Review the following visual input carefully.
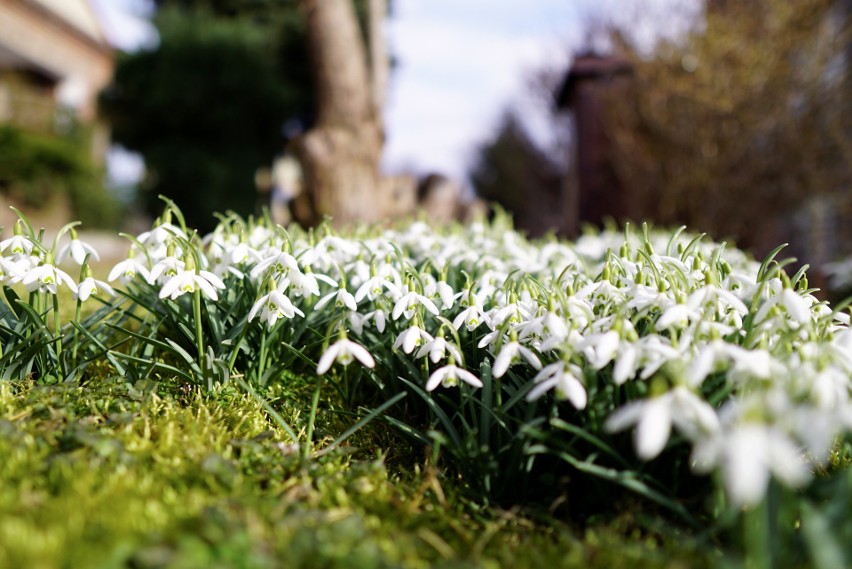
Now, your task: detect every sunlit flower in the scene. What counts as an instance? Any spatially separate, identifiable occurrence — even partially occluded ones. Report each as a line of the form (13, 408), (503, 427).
(492, 340), (542, 378)
(691, 422), (810, 506)
(315, 286), (357, 311)
(392, 289), (439, 321)
(426, 364), (482, 391)
(425, 279), (458, 310)
(581, 330), (621, 370)
(250, 249), (299, 280)
(108, 254), (150, 284)
(355, 274), (401, 302)
(0, 228), (33, 256)
(416, 336), (462, 363)
(148, 255), (186, 285)
(75, 276), (116, 301)
(0, 257), (25, 285)
(393, 325), (434, 354)
(452, 300), (491, 332)
(248, 288), (304, 326)
(526, 361), (586, 409)
(316, 337), (376, 374)
(605, 386), (720, 460)
(57, 236), (100, 265)
(22, 262), (77, 294)
(159, 269), (225, 301)
(290, 269), (336, 298)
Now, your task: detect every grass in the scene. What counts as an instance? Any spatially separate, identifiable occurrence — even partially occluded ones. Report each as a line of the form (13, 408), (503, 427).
(0, 374), (717, 569)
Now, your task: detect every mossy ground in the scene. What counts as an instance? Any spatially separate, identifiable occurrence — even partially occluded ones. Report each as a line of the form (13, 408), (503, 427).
(0, 374), (717, 569)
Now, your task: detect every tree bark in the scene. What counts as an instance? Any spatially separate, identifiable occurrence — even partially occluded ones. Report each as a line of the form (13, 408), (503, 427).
(368, 0), (389, 119)
(294, 0), (394, 227)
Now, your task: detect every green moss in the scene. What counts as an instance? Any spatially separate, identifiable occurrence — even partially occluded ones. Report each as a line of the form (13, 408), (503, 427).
(0, 378), (714, 568)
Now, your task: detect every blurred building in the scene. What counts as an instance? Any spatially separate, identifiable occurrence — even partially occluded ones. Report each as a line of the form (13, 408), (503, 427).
(556, 54), (632, 237)
(558, 4), (851, 279)
(0, 0), (113, 160)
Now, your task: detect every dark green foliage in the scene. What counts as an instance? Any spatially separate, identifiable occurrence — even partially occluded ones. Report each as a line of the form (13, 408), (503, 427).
(0, 126), (122, 228)
(101, 5), (313, 231)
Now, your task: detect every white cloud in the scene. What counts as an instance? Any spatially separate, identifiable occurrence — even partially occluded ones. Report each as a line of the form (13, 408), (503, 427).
(384, 1), (574, 179)
(106, 145), (145, 187)
(89, 0), (158, 51)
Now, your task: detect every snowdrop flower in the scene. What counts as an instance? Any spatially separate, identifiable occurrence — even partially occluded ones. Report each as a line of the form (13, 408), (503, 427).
(691, 422), (810, 507)
(226, 241), (263, 265)
(316, 337), (376, 374)
(0, 256), (25, 285)
(452, 295), (491, 332)
(148, 253), (186, 285)
(250, 248), (300, 280)
(392, 288), (439, 321)
(491, 301), (530, 327)
(393, 325), (434, 354)
(626, 283), (674, 312)
(476, 329), (501, 349)
(108, 251), (150, 284)
(138, 220), (186, 252)
(526, 361), (587, 409)
(424, 279), (457, 311)
(56, 229), (99, 265)
(355, 274), (401, 303)
(248, 284), (304, 326)
(348, 311), (372, 336)
(75, 274), (116, 302)
(687, 285), (748, 317)
(635, 336), (681, 380)
(22, 258), (78, 294)
(605, 386), (720, 460)
(807, 366), (849, 409)
(159, 267), (225, 301)
(0, 221), (33, 256)
(138, 220), (186, 244)
(656, 303), (698, 330)
(289, 268), (336, 298)
(364, 309), (388, 333)
(754, 283), (813, 325)
(416, 335), (462, 364)
(426, 364), (482, 391)
(492, 338), (542, 378)
(582, 330), (621, 370)
(519, 309), (569, 349)
(315, 285), (357, 311)
(726, 345), (775, 382)
(778, 288), (813, 323)
(612, 341), (639, 385)
(686, 340), (730, 387)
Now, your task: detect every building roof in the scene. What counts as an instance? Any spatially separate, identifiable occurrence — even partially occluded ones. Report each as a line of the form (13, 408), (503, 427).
(30, 0), (108, 45)
(556, 54), (632, 109)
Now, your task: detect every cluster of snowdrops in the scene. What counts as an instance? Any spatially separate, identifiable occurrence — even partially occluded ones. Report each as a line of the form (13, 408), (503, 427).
(1, 204), (850, 511)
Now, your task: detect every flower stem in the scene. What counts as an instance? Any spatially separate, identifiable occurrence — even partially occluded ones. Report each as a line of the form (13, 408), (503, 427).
(257, 334), (268, 384)
(71, 299), (82, 372)
(743, 493), (773, 569)
(303, 375), (322, 462)
(52, 294), (64, 378)
(192, 289), (205, 373)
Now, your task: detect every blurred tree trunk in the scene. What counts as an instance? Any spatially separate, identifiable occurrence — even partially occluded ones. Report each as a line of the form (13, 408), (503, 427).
(293, 0), (394, 226)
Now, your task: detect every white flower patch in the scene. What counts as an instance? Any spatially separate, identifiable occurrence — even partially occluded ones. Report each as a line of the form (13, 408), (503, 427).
(91, 212), (852, 510)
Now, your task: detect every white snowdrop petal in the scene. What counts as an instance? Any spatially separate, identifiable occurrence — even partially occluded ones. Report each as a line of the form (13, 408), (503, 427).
(635, 398), (672, 460)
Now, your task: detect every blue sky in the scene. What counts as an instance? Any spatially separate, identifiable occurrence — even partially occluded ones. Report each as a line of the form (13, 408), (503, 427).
(90, 0), (701, 185)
